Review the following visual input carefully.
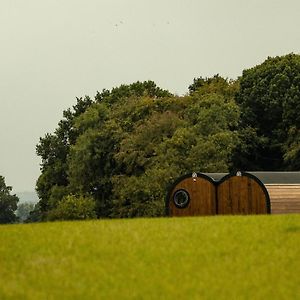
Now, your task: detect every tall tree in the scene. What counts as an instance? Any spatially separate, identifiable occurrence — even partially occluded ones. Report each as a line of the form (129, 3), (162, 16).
(111, 91), (240, 217)
(0, 176), (19, 224)
(36, 81), (173, 219)
(234, 53), (300, 170)
(35, 77), (241, 219)
(36, 96), (93, 212)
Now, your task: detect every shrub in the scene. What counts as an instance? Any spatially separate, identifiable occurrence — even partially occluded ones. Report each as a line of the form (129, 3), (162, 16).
(48, 195), (96, 221)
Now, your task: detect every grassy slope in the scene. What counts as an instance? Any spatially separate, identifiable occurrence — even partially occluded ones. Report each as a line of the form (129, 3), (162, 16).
(0, 215), (299, 300)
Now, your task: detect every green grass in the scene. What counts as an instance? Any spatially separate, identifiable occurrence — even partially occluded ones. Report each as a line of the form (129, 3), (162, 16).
(0, 215), (300, 300)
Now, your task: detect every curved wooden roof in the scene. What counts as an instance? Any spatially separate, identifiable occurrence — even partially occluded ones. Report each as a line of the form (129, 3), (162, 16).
(203, 172), (300, 184)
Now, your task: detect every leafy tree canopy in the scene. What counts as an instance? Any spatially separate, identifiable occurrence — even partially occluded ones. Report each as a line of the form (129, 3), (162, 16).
(234, 53), (300, 170)
(36, 77), (240, 219)
(0, 176), (19, 224)
(34, 54), (300, 220)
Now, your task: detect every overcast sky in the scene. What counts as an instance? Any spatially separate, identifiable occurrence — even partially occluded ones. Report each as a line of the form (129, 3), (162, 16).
(0, 0), (299, 193)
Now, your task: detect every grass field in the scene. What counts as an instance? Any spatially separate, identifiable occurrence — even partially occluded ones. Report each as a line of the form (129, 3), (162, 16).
(0, 214), (299, 300)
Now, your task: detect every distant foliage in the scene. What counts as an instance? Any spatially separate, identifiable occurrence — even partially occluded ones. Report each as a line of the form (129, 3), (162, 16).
(0, 176), (19, 224)
(16, 202), (35, 223)
(25, 202), (43, 223)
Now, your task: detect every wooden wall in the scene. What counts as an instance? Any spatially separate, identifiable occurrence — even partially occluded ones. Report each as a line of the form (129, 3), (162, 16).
(217, 176), (269, 215)
(168, 177), (216, 217)
(266, 184), (300, 214)
(167, 173), (300, 217)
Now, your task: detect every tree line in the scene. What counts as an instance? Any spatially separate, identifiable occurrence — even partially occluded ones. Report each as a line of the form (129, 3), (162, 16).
(1, 53), (299, 223)
(0, 176), (35, 224)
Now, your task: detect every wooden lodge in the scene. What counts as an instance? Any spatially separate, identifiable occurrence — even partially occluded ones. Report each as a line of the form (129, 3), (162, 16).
(166, 172), (300, 217)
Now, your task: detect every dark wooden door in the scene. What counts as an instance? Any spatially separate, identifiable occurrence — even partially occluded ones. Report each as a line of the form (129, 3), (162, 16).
(168, 176), (216, 217)
(217, 174), (269, 215)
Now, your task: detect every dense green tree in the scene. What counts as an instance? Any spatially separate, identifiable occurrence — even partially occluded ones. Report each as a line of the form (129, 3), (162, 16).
(188, 74), (239, 99)
(36, 81), (173, 219)
(234, 53), (300, 170)
(67, 122), (122, 217)
(0, 176), (19, 224)
(111, 92), (240, 217)
(36, 96), (93, 212)
(35, 77), (241, 219)
(283, 127), (300, 169)
(95, 80), (172, 105)
(34, 56), (300, 220)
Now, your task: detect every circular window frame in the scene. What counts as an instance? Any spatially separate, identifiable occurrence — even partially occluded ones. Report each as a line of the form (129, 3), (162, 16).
(173, 189), (190, 209)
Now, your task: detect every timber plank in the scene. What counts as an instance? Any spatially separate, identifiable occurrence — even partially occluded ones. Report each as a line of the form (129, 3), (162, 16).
(169, 177), (216, 217)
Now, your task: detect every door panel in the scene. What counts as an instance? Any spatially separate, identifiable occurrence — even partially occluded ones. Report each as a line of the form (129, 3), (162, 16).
(169, 177), (216, 217)
(217, 175), (269, 215)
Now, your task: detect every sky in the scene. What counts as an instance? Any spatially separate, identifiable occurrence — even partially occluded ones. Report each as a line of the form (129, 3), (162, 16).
(0, 0), (299, 193)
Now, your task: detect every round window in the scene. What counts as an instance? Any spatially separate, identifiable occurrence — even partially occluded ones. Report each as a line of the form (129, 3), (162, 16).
(173, 189), (190, 208)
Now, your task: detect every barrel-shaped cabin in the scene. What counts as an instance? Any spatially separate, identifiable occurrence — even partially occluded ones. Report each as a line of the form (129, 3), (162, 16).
(167, 173), (216, 217)
(166, 172), (300, 217)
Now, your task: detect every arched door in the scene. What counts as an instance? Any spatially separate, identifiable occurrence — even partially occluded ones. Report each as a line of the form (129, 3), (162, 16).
(167, 174), (216, 217)
(217, 172), (270, 215)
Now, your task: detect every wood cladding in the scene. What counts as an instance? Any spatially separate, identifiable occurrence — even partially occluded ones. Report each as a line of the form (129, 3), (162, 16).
(266, 184), (300, 214)
(167, 173), (300, 216)
(217, 176), (268, 215)
(169, 177), (216, 217)
(167, 173), (270, 217)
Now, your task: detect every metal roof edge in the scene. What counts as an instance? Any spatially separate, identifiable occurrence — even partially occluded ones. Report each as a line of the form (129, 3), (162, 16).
(203, 171), (300, 184)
